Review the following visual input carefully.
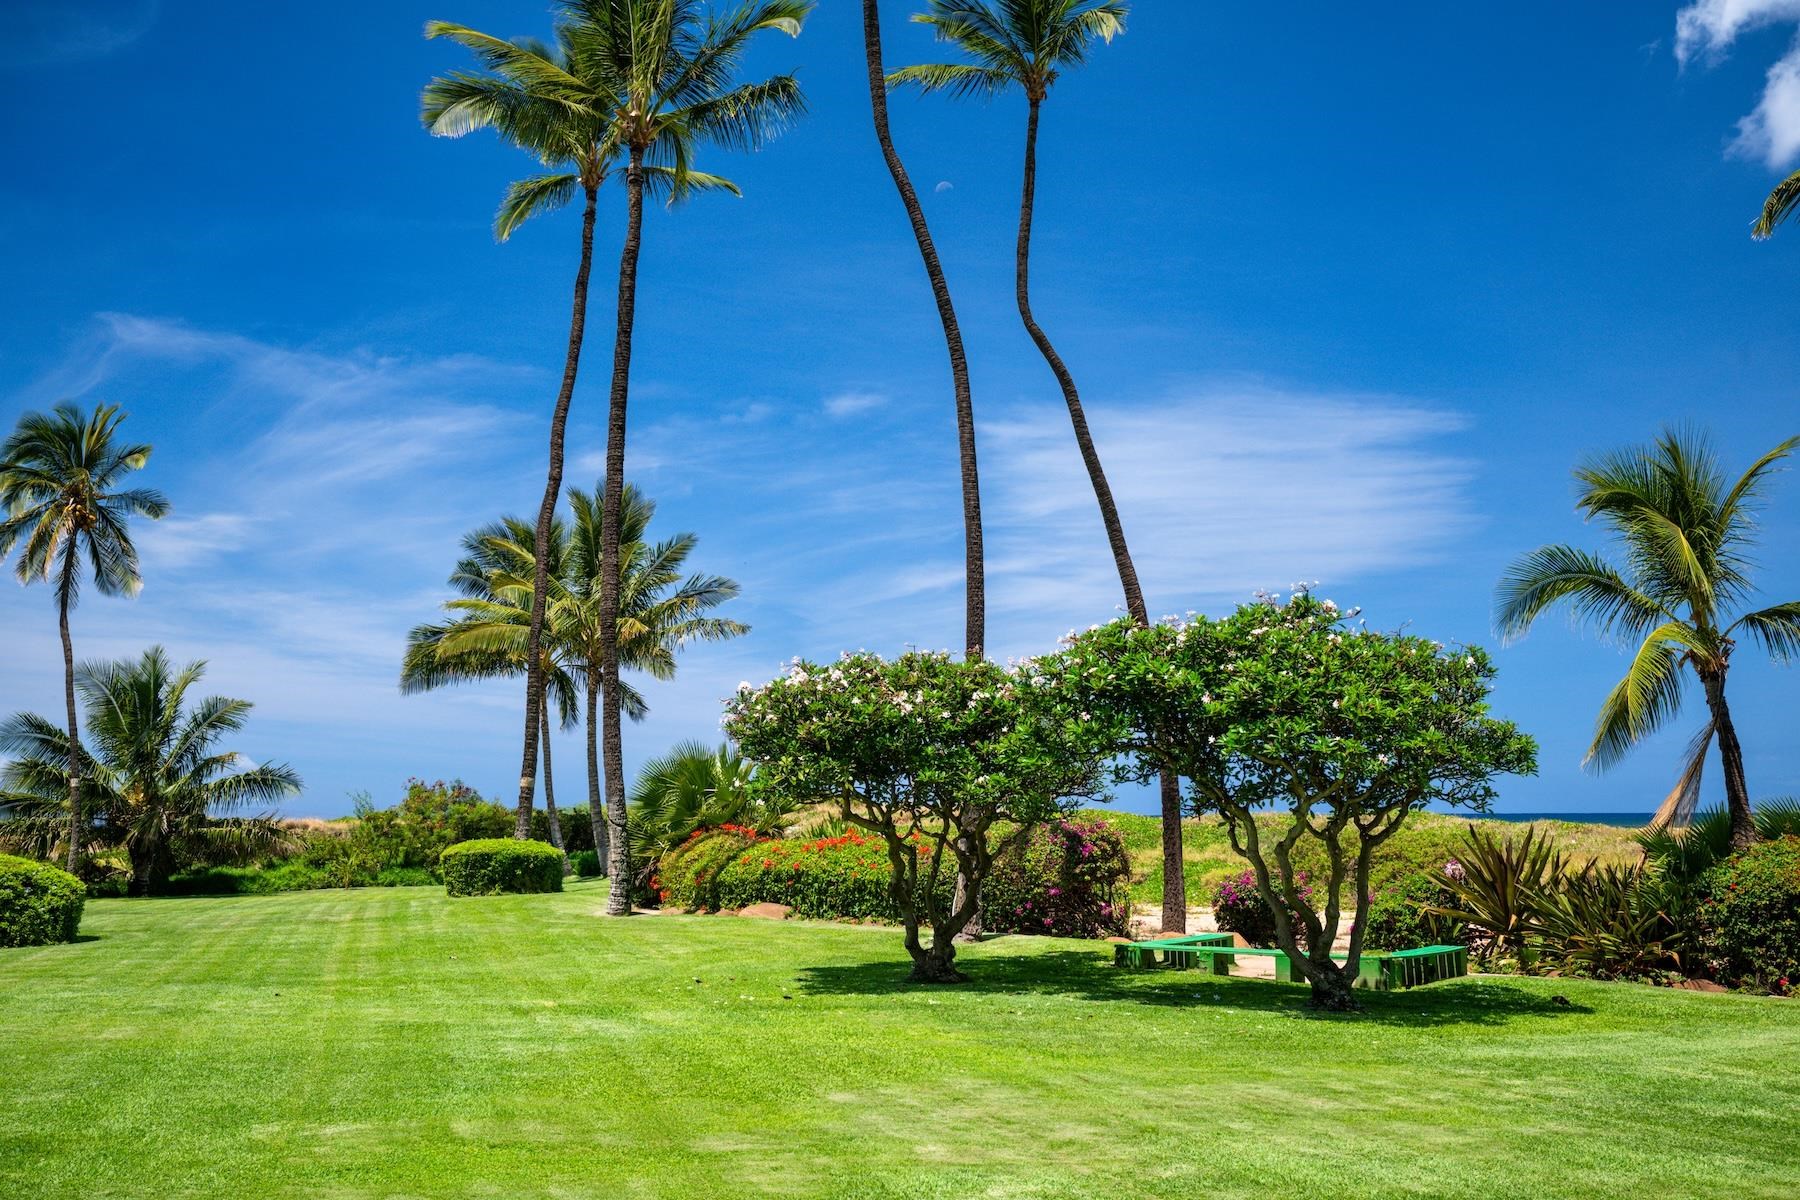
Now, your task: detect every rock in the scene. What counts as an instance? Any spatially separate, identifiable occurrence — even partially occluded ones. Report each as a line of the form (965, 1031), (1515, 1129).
(736, 902), (792, 921)
(1673, 978), (1729, 993)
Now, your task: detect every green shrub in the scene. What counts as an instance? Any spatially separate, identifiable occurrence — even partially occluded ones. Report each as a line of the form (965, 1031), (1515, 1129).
(440, 839), (564, 897)
(343, 779), (512, 877)
(711, 829), (924, 921)
(0, 854), (85, 948)
(982, 816), (1131, 938)
(656, 827), (765, 911)
(570, 850), (601, 878)
(1697, 836), (1800, 992)
(1211, 869), (1314, 948)
(1358, 868), (1467, 952)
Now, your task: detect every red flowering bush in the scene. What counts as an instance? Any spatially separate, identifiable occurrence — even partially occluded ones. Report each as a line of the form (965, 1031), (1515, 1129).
(1211, 868), (1315, 949)
(708, 828), (944, 921)
(1697, 836), (1800, 993)
(655, 826), (767, 911)
(981, 816), (1131, 938)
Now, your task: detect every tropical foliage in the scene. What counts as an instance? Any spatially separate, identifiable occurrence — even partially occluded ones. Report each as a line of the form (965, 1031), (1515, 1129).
(0, 403), (169, 870)
(0, 648), (301, 896)
(1497, 430), (1800, 848)
(403, 482), (746, 867)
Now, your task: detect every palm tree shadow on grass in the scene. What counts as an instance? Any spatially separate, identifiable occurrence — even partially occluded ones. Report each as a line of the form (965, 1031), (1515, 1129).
(794, 949), (1593, 1026)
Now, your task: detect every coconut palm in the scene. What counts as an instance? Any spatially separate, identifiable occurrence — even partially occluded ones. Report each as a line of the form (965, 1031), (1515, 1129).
(567, 481), (748, 870)
(1753, 169), (1800, 239)
(1497, 430), (1800, 849)
(861, 0), (985, 662)
(563, 0), (806, 915)
(0, 403), (169, 870)
(422, 8), (741, 839)
(403, 486), (746, 873)
(0, 648), (300, 895)
(401, 516), (585, 850)
(882, 2), (1196, 927)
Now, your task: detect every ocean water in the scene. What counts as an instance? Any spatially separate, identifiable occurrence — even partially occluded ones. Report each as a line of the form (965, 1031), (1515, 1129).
(1460, 811), (1652, 828)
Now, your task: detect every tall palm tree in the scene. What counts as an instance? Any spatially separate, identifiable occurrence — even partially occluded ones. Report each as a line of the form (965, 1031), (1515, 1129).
(882, 1), (1196, 929)
(568, 0), (807, 915)
(402, 516), (585, 847)
(1753, 169), (1800, 239)
(0, 648), (300, 895)
(422, 9), (738, 840)
(567, 481), (747, 871)
(0, 403), (168, 871)
(1497, 429), (1800, 850)
(861, 0), (985, 662)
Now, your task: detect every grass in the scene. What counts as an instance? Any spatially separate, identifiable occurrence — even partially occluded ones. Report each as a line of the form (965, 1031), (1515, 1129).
(1102, 809), (1643, 911)
(4, 883), (1797, 1199)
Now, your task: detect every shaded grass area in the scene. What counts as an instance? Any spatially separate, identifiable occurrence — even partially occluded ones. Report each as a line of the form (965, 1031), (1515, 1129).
(1100, 809), (1643, 910)
(3, 883), (1795, 1199)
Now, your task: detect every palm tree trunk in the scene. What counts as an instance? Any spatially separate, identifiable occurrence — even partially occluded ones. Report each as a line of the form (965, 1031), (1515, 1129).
(860, 0), (984, 660)
(1014, 97), (1187, 931)
(1701, 664), (1756, 850)
(586, 671), (608, 875)
(514, 184), (601, 839)
(540, 715), (564, 853)
(599, 147), (647, 917)
(57, 564), (82, 874)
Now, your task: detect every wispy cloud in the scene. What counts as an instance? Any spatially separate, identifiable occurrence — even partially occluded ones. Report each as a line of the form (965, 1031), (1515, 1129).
(1676, 0), (1800, 167)
(822, 390), (889, 418)
(4, 1), (159, 70)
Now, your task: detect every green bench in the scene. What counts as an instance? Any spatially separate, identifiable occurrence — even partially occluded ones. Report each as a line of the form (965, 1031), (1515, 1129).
(1114, 936), (1467, 990)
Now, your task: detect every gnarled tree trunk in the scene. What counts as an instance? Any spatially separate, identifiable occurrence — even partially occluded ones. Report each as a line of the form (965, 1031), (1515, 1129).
(514, 185), (600, 838)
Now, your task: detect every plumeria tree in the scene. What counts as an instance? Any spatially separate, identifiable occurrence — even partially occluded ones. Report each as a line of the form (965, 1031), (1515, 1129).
(725, 650), (1115, 982)
(1042, 593), (1537, 1010)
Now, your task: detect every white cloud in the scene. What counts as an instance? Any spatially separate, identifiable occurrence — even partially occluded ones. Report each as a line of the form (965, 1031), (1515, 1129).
(823, 391), (888, 418)
(136, 513), (255, 571)
(1676, 1), (1800, 167)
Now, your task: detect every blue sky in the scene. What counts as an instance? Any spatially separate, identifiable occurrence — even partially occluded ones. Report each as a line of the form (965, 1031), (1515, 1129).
(3, 1), (1799, 819)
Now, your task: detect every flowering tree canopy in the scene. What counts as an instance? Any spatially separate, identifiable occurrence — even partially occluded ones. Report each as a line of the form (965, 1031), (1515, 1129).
(1040, 592), (1537, 1009)
(723, 650), (1117, 982)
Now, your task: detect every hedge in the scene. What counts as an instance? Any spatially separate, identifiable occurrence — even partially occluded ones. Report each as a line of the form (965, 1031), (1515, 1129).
(0, 854), (86, 948)
(656, 819), (1131, 937)
(440, 839), (565, 897)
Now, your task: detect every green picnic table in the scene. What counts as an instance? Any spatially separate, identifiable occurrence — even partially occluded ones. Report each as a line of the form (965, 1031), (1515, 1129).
(1114, 935), (1466, 990)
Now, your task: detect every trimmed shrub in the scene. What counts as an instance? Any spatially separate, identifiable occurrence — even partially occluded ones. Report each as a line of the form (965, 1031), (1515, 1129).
(656, 826), (767, 911)
(0, 854), (86, 948)
(1211, 869), (1315, 948)
(440, 839), (565, 897)
(570, 850), (601, 879)
(1697, 836), (1800, 992)
(1358, 866), (1468, 952)
(531, 806), (595, 853)
(982, 816), (1131, 938)
(711, 829), (926, 921)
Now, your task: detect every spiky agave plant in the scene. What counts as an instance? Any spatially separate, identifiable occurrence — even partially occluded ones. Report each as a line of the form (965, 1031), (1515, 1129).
(1430, 826), (1566, 971)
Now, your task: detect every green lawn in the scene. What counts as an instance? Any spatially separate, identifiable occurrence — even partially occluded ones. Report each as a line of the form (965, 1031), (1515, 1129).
(4, 884), (1796, 1199)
